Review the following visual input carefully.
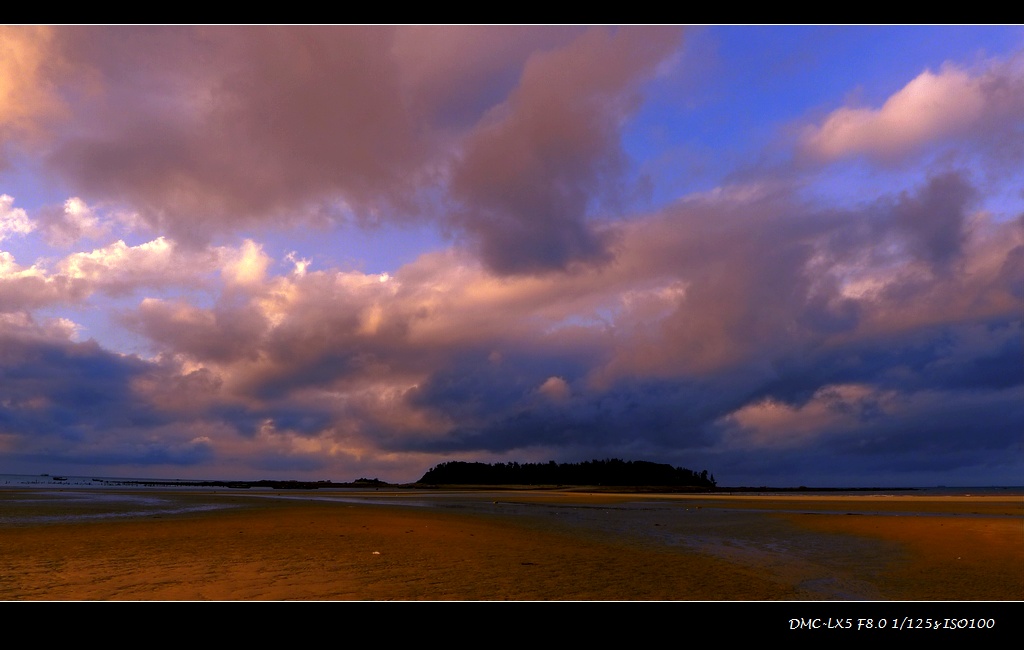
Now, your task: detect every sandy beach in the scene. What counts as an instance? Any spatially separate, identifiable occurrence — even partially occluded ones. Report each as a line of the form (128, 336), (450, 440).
(1, 489), (1020, 601)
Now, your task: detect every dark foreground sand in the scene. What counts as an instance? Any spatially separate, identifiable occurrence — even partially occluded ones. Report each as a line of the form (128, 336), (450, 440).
(0, 490), (1020, 601)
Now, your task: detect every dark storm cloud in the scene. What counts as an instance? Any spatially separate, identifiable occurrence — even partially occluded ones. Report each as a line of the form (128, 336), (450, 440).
(397, 319), (1023, 473)
(17, 441), (215, 469)
(404, 346), (589, 421)
(0, 334), (144, 425)
(400, 370), (744, 456)
(0, 326), (190, 463)
(890, 171), (976, 271)
(747, 318), (1023, 406)
(0, 317), (343, 472)
(206, 403), (334, 439)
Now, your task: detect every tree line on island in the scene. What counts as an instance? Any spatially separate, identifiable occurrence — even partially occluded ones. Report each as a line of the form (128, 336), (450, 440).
(418, 458), (717, 488)
(91, 459), (717, 490)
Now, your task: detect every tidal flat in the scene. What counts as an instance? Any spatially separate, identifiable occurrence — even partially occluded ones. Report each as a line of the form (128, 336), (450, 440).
(1, 487), (1020, 601)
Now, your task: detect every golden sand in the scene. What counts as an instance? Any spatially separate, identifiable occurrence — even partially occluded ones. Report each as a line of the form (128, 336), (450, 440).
(1, 490), (1020, 601)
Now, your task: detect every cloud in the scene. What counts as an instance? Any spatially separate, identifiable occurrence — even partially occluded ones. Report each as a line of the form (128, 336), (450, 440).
(221, 239), (270, 288)
(57, 236), (221, 296)
(81, 170), (1017, 481)
(0, 26), (83, 160)
(126, 297), (268, 364)
(2, 28), (1021, 484)
(0, 194), (35, 241)
(0, 311), (336, 476)
(0, 314), (174, 464)
(19, 26), (684, 273)
(802, 55), (1024, 162)
(889, 171), (976, 271)
(1, 232), (259, 311)
(390, 26), (584, 129)
(35, 26), (423, 239)
(0, 252), (85, 312)
(36, 197), (108, 247)
(721, 383), (883, 449)
(538, 376), (571, 402)
(449, 26), (683, 274)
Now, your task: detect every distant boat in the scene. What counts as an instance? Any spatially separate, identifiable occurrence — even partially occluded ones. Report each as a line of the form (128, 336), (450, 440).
(40, 473), (49, 477)
(52, 476), (67, 481)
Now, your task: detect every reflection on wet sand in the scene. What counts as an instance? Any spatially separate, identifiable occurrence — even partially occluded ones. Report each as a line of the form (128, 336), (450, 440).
(1, 488), (1020, 600)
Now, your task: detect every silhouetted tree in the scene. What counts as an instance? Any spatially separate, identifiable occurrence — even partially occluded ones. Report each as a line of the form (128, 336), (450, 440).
(418, 458), (718, 488)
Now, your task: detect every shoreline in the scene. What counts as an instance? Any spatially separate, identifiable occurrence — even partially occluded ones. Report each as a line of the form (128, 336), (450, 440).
(1, 488), (1020, 601)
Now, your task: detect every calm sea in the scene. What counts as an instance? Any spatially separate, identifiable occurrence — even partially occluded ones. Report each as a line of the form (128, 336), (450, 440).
(2, 473), (1020, 527)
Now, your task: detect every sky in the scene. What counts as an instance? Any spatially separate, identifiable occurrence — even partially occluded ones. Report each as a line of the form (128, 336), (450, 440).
(0, 25), (1021, 486)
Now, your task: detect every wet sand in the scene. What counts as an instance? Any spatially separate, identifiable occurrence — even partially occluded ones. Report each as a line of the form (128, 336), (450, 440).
(1, 489), (1020, 600)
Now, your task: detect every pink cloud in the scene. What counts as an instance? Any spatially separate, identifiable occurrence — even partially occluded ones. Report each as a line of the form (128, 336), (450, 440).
(802, 56), (1024, 162)
(0, 194), (35, 241)
(450, 26), (683, 274)
(24, 26), (683, 271)
(105, 172), (1022, 411)
(0, 252), (87, 312)
(126, 295), (271, 368)
(58, 236), (222, 296)
(0, 26), (84, 157)
(390, 25), (583, 128)
(37, 26), (426, 239)
(36, 197), (108, 247)
(721, 384), (879, 449)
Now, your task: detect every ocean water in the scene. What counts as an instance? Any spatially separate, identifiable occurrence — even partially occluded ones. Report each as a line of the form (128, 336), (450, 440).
(0, 473), (229, 489)
(4, 472), (1022, 493)
(2, 472), (1020, 530)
